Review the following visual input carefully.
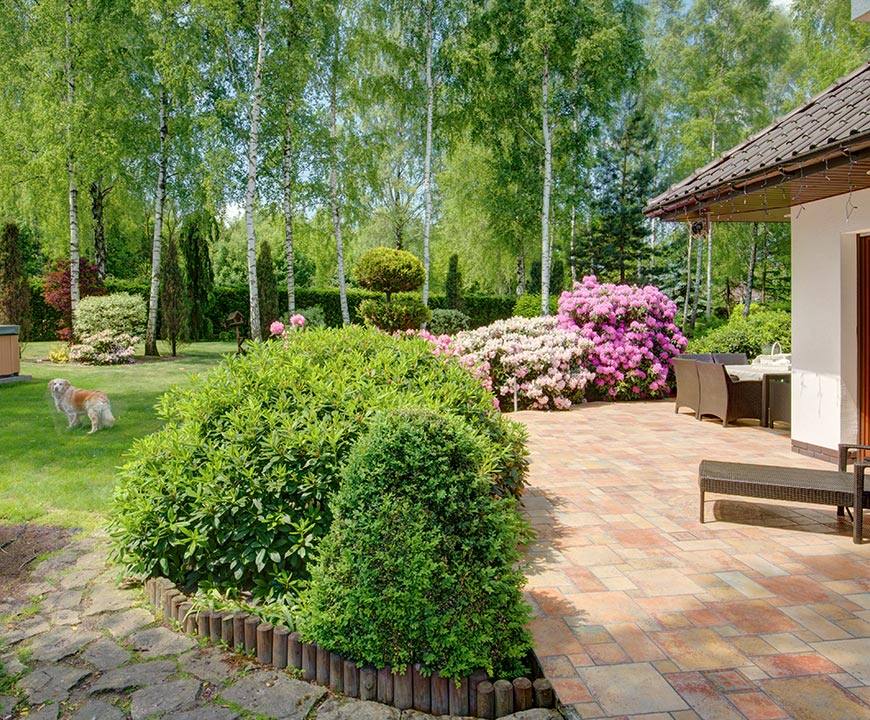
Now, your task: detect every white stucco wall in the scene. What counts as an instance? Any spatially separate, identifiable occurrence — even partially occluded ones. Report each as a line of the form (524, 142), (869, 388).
(791, 187), (870, 451)
(853, 0), (870, 23)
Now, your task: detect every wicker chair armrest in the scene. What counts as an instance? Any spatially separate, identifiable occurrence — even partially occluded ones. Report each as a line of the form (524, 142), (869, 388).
(838, 443), (870, 471)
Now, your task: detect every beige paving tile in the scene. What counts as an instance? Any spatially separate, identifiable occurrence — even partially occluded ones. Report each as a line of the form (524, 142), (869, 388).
(651, 628), (747, 671)
(812, 638), (870, 684)
(577, 662), (689, 715)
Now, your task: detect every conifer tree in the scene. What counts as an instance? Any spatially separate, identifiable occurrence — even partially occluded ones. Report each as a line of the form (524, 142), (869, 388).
(256, 240), (279, 338)
(159, 232), (187, 357)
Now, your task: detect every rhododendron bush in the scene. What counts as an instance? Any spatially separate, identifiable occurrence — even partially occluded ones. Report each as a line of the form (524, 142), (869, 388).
(557, 276), (687, 400)
(418, 317), (594, 411)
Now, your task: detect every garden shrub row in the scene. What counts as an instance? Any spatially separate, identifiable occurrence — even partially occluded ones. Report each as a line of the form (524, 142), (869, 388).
(687, 305), (791, 358)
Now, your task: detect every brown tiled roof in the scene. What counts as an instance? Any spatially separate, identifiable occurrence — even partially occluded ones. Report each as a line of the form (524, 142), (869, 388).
(645, 62), (870, 222)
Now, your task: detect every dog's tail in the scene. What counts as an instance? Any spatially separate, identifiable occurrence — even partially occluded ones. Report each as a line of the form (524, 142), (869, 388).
(101, 400), (115, 428)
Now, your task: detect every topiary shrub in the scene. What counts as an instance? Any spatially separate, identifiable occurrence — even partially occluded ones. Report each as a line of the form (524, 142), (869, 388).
(687, 305), (790, 358)
(298, 408), (531, 679)
(74, 292), (146, 339)
(355, 247), (425, 300)
(360, 295), (431, 332)
(445, 253), (462, 309)
(428, 308), (469, 335)
(110, 327), (527, 602)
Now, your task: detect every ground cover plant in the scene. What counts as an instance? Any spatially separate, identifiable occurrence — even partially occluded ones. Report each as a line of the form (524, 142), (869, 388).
(110, 326), (528, 603)
(298, 409), (531, 679)
(0, 341), (236, 528)
(558, 276), (687, 400)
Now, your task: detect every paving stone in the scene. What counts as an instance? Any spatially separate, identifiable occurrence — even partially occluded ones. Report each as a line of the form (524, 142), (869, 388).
(577, 663), (688, 716)
(220, 670), (327, 720)
(83, 589), (137, 617)
(21, 581), (54, 597)
(19, 664), (89, 704)
(1, 617), (50, 644)
(28, 628), (99, 662)
(812, 638), (870, 684)
(762, 675), (869, 720)
(179, 647), (235, 684)
(81, 638), (132, 671)
(27, 701), (60, 720)
(50, 609), (83, 626)
(43, 589), (84, 612)
(130, 678), (201, 720)
(316, 698), (400, 720)
(164, 706), (239, 720)
(70, 699), (127, 720)
(100, 608), (154, 638)
(507, 711), (563, 720)
(87, 659), (176, 694)
(128, 626), (195, 657)
(60, 566), (103, 590)
(0, 695), (18, 716)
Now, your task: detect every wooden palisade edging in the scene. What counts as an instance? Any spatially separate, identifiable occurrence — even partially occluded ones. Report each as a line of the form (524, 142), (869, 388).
(145, 577), (555, 718)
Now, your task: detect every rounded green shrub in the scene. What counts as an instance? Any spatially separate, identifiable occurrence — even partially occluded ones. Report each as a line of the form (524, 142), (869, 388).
(355, 247), (425, 299)
(74, 292), (146, 338)
(687, 306), (790, 358)
(298, 408), (532, 679)
(110, 327), (527, 601)
(359, 295), (431, 332)
(428, 308), (470, 335)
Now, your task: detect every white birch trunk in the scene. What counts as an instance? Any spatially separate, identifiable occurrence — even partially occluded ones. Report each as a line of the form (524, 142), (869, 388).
(421, 0), (434, 307)
(145, 88), (168, 356)
(65, 1), (80, 329)
(539, 52), (552, 316)
(744, 222), (758, 318)
(330, 52), (350, 326)
(282, 100), (295, 314)
(245, 1), (266, 341)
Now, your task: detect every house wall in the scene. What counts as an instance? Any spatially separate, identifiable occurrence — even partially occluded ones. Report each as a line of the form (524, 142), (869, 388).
(853, 0), (870, 23)
(791, 188), (870, 454)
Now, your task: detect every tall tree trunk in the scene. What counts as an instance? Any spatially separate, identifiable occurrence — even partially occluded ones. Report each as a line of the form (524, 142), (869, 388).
(539, 51), (552, 315)
(282, 100), (295, 315)
(421, 0), (434, 307)
(145, 88), (168, 356)
(329, 50), (350, 325)
(516, 253), (526, 296)
(569, 202), (577, 284)
(244, 1), (266, 341)
(744, 222), (759, 318)
(683, 223), (692, 329)
(65, 0), (80, 329)
(690, 223), (703, 329)
(705, 218), (713, 320)
(90, 179), (109, 280)
(760, 226), (769, 304)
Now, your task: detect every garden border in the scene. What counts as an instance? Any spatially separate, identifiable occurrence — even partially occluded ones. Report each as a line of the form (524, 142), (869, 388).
(145, 577), (556, 719)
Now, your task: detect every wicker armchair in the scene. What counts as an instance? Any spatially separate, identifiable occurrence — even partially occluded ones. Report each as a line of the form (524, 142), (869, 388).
(673, 358), (701, 417)
(697, 362), (763, 426)
(712, 352), (749, 365)
(681, 353), (715, 362)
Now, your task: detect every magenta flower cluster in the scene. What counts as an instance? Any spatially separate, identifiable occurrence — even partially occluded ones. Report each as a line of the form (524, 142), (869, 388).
(557, 276), (687, 400)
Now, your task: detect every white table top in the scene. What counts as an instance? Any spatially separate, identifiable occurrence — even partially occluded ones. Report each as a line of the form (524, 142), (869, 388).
(726, 364), (791, 381)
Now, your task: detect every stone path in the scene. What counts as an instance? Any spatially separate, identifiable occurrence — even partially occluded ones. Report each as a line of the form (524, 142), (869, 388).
(517, 401), (870, 720)
(0, 535), (562, 720)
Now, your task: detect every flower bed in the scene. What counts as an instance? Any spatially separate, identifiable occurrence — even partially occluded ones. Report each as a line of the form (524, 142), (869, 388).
(557, 276), (686, 400)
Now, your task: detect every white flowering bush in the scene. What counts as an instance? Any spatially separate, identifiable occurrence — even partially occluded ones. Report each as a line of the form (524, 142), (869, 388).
(448, 317), (594, 411)
(69, 330), (138, 365)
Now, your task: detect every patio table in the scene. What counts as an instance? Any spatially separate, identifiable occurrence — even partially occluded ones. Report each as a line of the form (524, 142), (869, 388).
(726, 364), (791, 427)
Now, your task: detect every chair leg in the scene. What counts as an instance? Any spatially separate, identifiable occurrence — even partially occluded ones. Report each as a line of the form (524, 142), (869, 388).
(837, 506), (845, 517)
(699, 491), (705, 523)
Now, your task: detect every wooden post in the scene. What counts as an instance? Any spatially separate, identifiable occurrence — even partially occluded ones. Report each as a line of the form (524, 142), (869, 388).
(170, 595), (185, 622)
(197, 612), (209, 638)
(431, 674), (449, 715)
(163, 590), (180, 621)
(302, 643), (316, 682)
(209, 613), (222, 643)
(316, 645), (329, 685)
(329, 652), (344, 693)
(412, 664), (431, 712)
(513, 677), (533, 711)
(393, 666), (413, 710)
(145, 579), (155, 606)
(449, 676), (469, 716)
(343, 660), (359, 698)
(360, 666), (377, 701)
(244, 616), (259, 653)
(477, 681), (495, 719)
(256, 624), (273, 665)
(533, 678), (554, 708)
(233, 614), (248, 651)
(377, 667), (393, 705)
(221, 614), (234, 646)
(469, 669), (487, 715)
(273, 627), (289, 669)
(493, 679), (513, 717)
(289, 632), (302, 669)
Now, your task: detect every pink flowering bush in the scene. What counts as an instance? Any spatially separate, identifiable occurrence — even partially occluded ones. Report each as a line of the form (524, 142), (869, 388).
(446, 317), (594, 411)
(69, 330), (138, 365)
(557, 276), (687, 400)
(269, 315), (305, 339)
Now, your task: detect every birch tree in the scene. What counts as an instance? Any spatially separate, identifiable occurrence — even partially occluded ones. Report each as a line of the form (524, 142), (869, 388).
(65, 0), (80, 321)
(145, 88), (168, 355)
(421, 0), (435, 306)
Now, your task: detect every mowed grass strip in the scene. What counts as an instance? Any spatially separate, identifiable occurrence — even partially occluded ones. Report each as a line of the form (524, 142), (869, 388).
(0, 340), (235, 528)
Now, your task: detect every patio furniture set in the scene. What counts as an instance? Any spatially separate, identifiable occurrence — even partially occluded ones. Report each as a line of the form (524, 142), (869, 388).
(673, 352), (791, 427)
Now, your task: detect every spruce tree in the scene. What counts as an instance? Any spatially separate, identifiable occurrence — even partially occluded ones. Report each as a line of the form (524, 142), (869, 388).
(180, 211), (215, 340)
(0, 222), (31, 339)
(159, 232), (187, 356)
(256, 240), (279, 338)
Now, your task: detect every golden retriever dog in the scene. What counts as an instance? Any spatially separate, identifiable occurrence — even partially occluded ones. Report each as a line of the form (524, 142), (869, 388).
(49, 378), (115, 433)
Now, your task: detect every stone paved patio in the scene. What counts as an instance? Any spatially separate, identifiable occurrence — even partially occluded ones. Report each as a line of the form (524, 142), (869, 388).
(516, 401), (870, 720)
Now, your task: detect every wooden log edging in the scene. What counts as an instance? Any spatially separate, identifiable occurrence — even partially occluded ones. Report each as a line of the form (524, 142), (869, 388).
(143, 577), (555, 718)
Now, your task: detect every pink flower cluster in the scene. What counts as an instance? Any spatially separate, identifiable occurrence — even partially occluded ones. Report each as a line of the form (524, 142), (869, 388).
(269, 315), (306, 338)
(557, 276), (687, 400)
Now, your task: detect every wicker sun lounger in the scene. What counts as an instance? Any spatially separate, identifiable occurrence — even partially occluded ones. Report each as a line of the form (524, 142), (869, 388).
(699, 444), (870, 543)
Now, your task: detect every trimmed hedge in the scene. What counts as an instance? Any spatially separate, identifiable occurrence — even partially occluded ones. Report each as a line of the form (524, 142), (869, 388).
(27, 278), (516, 339)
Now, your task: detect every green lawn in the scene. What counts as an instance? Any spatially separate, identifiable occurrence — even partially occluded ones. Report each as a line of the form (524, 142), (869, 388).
(0, 340), (236, 529)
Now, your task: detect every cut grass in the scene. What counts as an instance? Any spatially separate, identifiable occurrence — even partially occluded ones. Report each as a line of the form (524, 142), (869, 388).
(0, 340), (235, 529)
